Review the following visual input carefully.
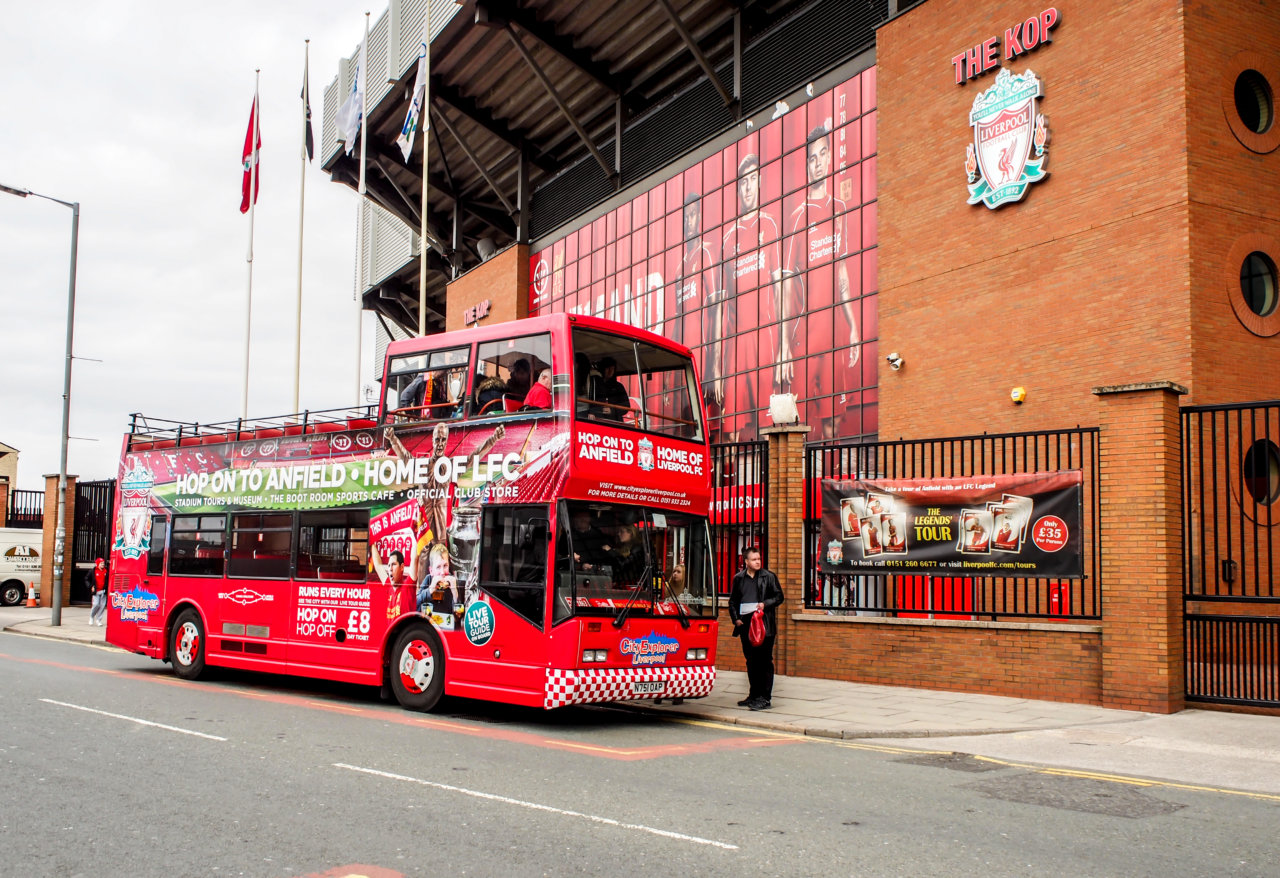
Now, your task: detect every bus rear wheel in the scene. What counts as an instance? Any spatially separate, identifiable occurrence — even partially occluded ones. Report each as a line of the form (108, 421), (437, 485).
(389, 623), (444, 711)
(170, 609), (206, 680)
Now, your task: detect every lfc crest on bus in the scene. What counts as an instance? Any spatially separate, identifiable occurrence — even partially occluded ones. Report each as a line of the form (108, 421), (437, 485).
(964, 68), (1049, 209)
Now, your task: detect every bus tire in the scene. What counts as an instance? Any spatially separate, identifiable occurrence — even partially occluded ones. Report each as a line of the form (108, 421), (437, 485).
(1, 579), (24, 607)
(170, 609), (206, 680)
(389, 623), (444, 711)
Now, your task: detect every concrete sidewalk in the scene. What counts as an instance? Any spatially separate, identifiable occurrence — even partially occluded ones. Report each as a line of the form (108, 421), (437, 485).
(5, 605), (1280, 795)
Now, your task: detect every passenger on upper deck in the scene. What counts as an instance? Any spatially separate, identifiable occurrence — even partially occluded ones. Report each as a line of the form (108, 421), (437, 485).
(595, 357), (631, 419)
(522, 367), (552, 409)
(507, 358), (532, 402)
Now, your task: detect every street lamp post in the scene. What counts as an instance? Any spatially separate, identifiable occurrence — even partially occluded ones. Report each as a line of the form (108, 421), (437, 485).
(1, 182), (79, 627)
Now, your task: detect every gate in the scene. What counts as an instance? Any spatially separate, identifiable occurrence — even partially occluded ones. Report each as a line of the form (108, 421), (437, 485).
(1182, 401), (1280, 707)
(70, 478), (115, 603)
(805, 428), (1101, 619)
(711, 441), (767, 595)
(5, 489), (44, 529)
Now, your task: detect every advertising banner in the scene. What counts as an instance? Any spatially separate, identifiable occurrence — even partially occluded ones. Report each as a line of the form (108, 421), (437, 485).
(820, 471), (1083, 578)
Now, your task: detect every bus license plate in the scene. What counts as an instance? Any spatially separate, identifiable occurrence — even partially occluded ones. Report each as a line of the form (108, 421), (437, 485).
(633, 680), (666, 695)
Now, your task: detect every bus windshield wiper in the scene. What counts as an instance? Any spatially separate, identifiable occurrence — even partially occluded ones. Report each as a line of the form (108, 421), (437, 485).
(611, 560), (654, 629)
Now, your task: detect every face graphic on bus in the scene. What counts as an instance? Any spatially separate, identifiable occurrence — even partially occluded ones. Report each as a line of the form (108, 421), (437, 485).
(428, 544), (451, 580)
(683, 199), (701, 241)
(432, 422), (448, 457)
(806, 133), (831, 191)
(737, 163), (760, 214)
(388, 551), (407, 584)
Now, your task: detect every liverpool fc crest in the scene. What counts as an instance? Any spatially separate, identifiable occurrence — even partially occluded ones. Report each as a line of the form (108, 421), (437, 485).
(965, 68), (1049, 209)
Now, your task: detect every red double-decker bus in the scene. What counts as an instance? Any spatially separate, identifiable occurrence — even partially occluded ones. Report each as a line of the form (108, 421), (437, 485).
(106, 314), (717, 711)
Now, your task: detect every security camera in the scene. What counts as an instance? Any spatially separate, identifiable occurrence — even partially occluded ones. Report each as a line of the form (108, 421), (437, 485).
(1011, 386), (1027, 405)
(885, 352), (903, 371)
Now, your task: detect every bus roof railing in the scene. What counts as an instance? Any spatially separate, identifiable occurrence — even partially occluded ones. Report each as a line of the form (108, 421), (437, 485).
(126, 405), (378, 450)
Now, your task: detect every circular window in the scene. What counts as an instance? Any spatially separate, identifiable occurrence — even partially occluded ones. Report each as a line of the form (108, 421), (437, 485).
(1240, 251), (1278, 317)
(1234, 70), (1274, 135)
(1226, 236), (1280, 336)
(1243, 439), (1280, 506)
(1223, 53), (1280, 153)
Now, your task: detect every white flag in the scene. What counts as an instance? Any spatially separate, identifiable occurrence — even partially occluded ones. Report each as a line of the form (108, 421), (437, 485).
(335, 30), (367, 154)
(395, 18), (431, 162)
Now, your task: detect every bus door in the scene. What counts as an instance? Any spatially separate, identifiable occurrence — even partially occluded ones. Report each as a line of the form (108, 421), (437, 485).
(443, 505), (550, 702)
(108, 512), (169, 656)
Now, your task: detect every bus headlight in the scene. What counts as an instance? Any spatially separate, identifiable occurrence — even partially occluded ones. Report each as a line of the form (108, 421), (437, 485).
(685, 648), (707, 661)
(582, 649), (608, 663)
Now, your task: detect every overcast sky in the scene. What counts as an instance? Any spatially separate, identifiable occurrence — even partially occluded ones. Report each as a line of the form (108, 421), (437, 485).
(1, 2), (385, 491)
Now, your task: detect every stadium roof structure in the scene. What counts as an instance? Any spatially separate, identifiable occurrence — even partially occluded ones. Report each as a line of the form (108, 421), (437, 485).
(323, 0), (895, 333)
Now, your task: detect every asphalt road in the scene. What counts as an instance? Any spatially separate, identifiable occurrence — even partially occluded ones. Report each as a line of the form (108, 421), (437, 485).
(1, 633), (1277, 878)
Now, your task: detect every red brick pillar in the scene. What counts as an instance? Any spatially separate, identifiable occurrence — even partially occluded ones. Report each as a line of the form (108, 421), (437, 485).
(1093, 381), (1186, 712)
(0, 479), (9, 526)
(760, 423), (811, 676)
(40, 474), (78, 608)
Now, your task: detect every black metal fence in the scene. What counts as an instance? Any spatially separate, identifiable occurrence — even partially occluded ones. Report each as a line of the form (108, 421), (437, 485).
(5, 489), (44, 529)
(1182, 401), (1280, 706)
(711, 441), (768, 595)
(73, 479), (115, 567)
(804, 427), (1101, 620)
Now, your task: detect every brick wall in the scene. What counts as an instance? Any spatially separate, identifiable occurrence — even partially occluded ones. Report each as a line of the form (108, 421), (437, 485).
(1184, 0), (1280, 404)
(877, 0), (1193, 437)
(790, 615), (1103, 704)
(445, 244), (529, 332)
(40, 474), (76, 607)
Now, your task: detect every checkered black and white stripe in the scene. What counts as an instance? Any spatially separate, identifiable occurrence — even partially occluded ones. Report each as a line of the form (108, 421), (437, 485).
(544, 665), (716, 709)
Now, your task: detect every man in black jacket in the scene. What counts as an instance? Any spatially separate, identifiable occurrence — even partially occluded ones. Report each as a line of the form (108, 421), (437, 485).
(728, 547), (784, 710)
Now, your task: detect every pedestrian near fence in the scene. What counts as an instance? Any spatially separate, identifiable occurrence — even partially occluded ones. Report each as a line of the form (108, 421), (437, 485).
(728, 547), (783, 710)
(89, 558), (108, 626)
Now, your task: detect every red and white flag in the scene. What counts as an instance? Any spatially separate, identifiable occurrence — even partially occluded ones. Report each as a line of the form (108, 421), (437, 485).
(240, 93), (262, 214)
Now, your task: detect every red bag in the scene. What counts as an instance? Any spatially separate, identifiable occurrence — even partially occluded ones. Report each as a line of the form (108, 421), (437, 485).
(748, 605), (766, 647)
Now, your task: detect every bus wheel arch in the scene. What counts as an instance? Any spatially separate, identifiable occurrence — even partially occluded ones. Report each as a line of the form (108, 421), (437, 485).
(387, 621), (445, 711)
(168, 605), (206, 680)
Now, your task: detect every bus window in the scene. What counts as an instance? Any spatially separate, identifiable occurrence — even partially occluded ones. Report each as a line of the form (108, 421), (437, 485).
(473, 333), (553, 415)
(636, 341), (703, 441)
(557, 501), (715, 618)
(478, 506), (548, 628)
(169, 514), (227, 577)
(228, 513), (293, 579)
(297, 509), (369, 581)
(571, 329), (703, 440)
(147, 516), (168, 576)
(385, 346), (471, 422)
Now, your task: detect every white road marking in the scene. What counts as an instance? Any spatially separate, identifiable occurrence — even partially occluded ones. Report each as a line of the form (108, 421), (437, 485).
(333, 762), (738, 850)
(41, 698), (227, 741)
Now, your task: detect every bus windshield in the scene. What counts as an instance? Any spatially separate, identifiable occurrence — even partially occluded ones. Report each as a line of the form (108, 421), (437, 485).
(572, 329), (703, 442)
(553, 500), (715, 621)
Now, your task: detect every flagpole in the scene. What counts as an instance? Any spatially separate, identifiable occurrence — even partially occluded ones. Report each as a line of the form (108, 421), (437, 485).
(419, 12), (430, 338)
(294, 41), (310, 415)
(355, 11), (370, 406)
(243, 69), (260, 420)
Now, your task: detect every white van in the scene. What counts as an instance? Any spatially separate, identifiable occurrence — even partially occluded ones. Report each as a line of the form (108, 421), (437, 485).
(0, 528), (42, 606)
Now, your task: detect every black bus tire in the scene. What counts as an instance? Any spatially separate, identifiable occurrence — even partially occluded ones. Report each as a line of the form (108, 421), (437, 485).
(389, 623), (445, 711)
(170, 609), (206, 680)
(1, 580), (24, 607)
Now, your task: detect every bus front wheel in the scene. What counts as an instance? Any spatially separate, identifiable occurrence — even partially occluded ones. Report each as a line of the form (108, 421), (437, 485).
(389, 623), (444, 711)
(170, 609), (206, 680)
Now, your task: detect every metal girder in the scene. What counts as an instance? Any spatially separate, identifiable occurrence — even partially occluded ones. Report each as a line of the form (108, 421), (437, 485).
(478, 1), (633, 107)
(367, 154), (449, 256)
(502, 23), (618, 185)
(430, 102), (516, 215)
(359, 143), (514, 238)
(656, 0), (737, 112)
(432, 78), (555, 173)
